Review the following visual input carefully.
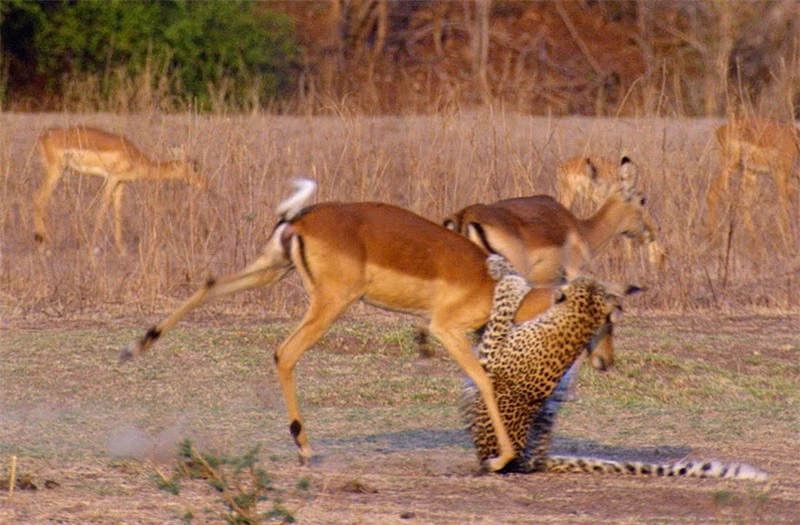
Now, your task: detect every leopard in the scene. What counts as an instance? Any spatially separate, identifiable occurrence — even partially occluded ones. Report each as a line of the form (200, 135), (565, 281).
(462, 255), (768, 481)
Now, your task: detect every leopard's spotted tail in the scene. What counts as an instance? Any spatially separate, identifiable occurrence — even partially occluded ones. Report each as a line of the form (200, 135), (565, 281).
(541, 456), (768, 481)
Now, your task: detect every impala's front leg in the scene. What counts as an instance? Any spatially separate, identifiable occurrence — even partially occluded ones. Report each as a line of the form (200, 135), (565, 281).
(32, 163), (64, 246)
(112, 182), (127, 256)
(431, 325), (515, 472)
(274, 294), (355, 464)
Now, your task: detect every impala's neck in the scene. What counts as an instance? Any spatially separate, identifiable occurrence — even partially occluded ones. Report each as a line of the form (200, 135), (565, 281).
(577, 192), (629, 252)
(132, 160), (188, 182)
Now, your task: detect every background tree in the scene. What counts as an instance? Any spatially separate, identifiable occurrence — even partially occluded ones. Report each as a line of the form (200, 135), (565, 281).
(1, 0), (299, 110)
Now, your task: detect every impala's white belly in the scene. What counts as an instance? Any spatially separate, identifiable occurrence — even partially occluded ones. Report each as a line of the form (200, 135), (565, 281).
(63, 149), (130, 177)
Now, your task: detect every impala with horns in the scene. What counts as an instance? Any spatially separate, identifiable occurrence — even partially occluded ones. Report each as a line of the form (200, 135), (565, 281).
(33, 126), (207, 257)
(442, 159), (659, 370)
(121, 179), (581, 472)
(707, 117), (800, 241)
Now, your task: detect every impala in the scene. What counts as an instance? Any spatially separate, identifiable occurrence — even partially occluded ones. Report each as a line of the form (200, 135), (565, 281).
(33, 126), (207, 256)
(556, 155), (664, 266)
(121, 179), (575, 472)
(442, 159), (659, 369)
(707, 118), (799, 240)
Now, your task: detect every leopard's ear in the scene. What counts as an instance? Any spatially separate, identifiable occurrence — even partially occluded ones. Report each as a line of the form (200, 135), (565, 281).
(553, 288), (567, 304)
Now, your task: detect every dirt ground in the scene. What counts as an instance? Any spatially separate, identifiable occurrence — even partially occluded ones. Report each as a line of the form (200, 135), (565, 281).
(1, 311), (798, 524)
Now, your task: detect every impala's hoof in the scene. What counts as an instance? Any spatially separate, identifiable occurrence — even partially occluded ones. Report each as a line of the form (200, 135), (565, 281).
(482, 454), (513, 473)
(590, 354), (609, 371)
(298, 451), (312, 466)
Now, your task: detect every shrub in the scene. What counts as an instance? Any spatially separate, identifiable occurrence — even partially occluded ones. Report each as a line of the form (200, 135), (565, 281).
(2, 0), (299, 109)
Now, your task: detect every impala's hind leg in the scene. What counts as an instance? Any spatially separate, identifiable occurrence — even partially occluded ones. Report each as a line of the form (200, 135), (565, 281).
(274, 291), (357, 464)
(706, 166), (731, 240)
(121, 229), (293, 361)
(775, 170), (798, 243)
(89, 179), (120, 262)
(738, 171), (760, 245)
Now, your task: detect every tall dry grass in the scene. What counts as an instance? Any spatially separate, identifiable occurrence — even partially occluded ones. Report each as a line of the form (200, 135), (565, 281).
(1, 108), (798, 324)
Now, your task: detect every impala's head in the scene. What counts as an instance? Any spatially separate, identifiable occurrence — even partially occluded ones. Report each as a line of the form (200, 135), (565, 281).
(168, 146), (207, 190)
(185, 158), (208, 190)
(619, 192), (665, 267)
(608, 157), (664, 261)
(576, 155), (641, 196)
(587, 315), (615, 370)
(609, 184), (652, 241)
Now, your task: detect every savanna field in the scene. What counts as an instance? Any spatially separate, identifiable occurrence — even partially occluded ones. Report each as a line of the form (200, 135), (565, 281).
(1, 111), (799, 523)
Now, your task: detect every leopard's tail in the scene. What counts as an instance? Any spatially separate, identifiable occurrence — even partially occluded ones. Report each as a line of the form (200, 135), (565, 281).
(540, 456), (768, 481)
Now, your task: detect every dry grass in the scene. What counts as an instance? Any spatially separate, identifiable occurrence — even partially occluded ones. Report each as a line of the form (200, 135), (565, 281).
(1, 111), (798, 324)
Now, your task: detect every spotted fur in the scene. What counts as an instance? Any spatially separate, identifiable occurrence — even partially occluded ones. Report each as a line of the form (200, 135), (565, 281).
(463, 255), (768, 481)
(463, 255), (618, 471)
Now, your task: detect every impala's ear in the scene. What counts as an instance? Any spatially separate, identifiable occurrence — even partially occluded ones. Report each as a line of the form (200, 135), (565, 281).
(605, 282), (645, 298)
(623, 284), (645, 296)
(617, 156), (639, 192)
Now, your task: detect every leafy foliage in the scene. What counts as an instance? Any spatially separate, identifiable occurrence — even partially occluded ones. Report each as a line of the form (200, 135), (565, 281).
(154, 439), (295, 524)
(2, 0), (298, 109)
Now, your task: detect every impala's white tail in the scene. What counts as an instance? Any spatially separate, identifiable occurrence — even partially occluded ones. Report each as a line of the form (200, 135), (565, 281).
(277, 179), (317, 220)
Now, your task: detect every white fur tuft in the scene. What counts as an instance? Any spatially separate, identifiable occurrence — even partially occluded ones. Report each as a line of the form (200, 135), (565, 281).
(276, 179), (317, 220)
(723, 462), (769, 482)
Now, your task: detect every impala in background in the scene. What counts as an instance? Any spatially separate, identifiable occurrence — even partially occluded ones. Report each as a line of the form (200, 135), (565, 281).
(33, 126), (207, 258)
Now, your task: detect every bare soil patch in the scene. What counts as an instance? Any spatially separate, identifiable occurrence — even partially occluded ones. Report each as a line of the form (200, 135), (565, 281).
(1, 312), (798, 524)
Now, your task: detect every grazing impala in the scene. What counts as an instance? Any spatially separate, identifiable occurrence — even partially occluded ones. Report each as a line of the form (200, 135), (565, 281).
(707, 118), (799, 240)
(442, 159), (659, 370)
(121, 179), (576, 472)
(33, 126), (207, 256)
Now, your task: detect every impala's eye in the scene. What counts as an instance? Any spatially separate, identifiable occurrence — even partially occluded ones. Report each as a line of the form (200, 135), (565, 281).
(640, 197), (647, 206)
